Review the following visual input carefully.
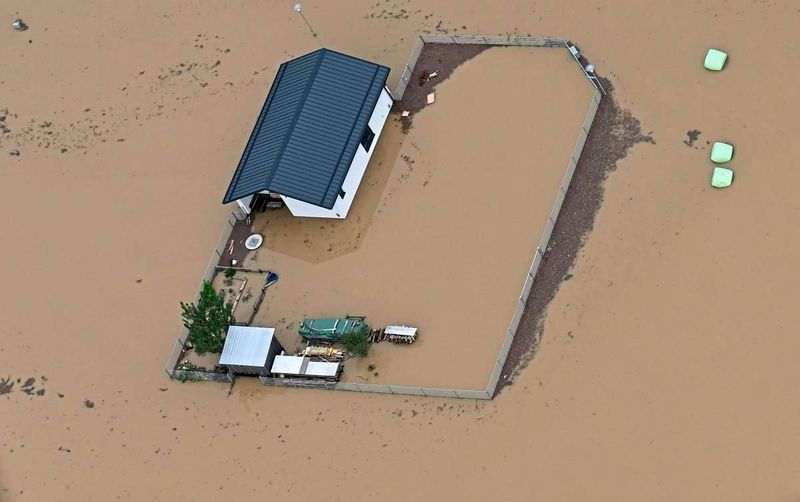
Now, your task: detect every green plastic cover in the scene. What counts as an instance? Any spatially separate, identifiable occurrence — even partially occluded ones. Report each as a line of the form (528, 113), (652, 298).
(711, 142), (734, 163)
(298, 316), (370, 341)
(711, 167), (734, 188)
(704, 49), (728, 71)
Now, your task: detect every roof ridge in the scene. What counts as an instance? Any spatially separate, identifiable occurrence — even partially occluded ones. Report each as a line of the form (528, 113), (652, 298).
(261, 50), (327, 191)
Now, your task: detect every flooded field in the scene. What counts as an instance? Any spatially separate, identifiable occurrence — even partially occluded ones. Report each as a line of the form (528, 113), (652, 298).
(2, 0), (800, 500)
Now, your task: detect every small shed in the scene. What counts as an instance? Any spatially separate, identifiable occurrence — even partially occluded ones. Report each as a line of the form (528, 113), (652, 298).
(219, 326), (284, 376)
(270, 355), (341, 380)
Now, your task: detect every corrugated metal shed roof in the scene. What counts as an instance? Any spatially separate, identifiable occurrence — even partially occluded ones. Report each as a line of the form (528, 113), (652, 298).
(305, 360), (340, 377)
(219, 326), (275, 367)
(271, 354), (306, 374)
(223, 48), (390, 209)
(384, 325), (417, 336)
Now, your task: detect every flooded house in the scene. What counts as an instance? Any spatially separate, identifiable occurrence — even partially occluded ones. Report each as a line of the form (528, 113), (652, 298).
(223, 48), (393, 219)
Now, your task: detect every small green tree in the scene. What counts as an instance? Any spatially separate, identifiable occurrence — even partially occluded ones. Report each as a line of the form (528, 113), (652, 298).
(180, 281), (233, 355)
(342, 330), (370, 357)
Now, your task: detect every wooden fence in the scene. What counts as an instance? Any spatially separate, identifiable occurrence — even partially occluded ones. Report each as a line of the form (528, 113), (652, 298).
(393, 33), (569, 99)
(260, 377), (491, 400)
(485, 89), (602, 397)
(163, 211), (242, 378)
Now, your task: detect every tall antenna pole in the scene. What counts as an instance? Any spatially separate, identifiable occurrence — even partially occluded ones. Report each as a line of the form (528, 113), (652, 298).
(293, 3), (319, 41)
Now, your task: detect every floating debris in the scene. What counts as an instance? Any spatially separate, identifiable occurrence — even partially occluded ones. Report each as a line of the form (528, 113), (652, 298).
(0, 376), (13, 395)
(683, 129), (701, 147)
(704, 48), (728, 71)
(710, 141), (734, 163)
(12, 19), (28, 32)
(711, 167), (734, 188)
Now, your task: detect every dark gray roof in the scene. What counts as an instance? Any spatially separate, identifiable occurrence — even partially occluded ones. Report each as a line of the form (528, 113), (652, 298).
(223, 48), (390, 209)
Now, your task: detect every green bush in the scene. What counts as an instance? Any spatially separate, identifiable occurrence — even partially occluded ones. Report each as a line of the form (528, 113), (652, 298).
(176, 370), (204, 383)
(180, 281), (233, 355)
(342, 330), (370, 357)
(224, 267), (236, 279)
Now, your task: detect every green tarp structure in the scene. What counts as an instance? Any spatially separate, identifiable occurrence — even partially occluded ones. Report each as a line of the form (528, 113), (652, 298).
(298, 316), (371, 342)
(711, 167), (734, 188)
(711, 142), (734, 163)
(704, 49), (728, 71)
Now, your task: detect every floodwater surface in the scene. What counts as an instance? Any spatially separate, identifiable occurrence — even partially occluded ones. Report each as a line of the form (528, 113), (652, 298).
(1, 0), (799, 500)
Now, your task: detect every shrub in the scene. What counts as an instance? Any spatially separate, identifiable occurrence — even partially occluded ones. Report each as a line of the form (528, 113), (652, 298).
(176, 371), (204, 383)
(342, 330), (370, 357)
(180, 281), (233, 355)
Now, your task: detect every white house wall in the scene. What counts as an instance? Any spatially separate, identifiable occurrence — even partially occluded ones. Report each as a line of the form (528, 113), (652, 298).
(281, 87), (394, 219)
(235, 194), (254, 215)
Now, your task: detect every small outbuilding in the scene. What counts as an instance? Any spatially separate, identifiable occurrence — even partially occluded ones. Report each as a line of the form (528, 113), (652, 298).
(219, 325), (284, 376)
(270, 354), (342, 381)
(223, 48), (393, 219)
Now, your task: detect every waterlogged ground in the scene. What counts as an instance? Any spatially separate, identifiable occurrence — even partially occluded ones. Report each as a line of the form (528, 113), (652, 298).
(2, 0), (800, 500)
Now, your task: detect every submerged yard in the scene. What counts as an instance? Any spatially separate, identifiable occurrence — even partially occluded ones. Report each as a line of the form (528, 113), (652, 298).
(217, 47), (593, 389)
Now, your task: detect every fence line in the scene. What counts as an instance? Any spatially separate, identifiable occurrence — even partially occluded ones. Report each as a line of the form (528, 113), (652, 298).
(163, 211), (243, 377)
(419, 33), (566, 46)
(165, 35), (604, 400)
(167, 369), (234, 383)
(484, 88), (602, 397)
(260, 377), (492, 400)
(393, 35), (425, 100)
(393, 33), (604, 398)
(393, 34), (569, 100)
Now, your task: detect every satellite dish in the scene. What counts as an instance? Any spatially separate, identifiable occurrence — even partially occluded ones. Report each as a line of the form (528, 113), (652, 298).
(293, 3), (303, 12)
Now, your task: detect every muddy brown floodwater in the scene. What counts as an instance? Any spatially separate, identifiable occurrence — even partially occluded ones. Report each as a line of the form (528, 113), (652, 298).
(2, 1), (800, 501)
